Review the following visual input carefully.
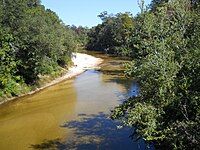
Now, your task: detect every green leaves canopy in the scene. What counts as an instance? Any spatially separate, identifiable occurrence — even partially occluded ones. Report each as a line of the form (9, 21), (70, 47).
(112, 0), (200, 149)
(0, 0), (78, 99)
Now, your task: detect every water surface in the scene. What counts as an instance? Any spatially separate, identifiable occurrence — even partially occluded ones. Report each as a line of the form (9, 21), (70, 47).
(0, 55), (145, 150)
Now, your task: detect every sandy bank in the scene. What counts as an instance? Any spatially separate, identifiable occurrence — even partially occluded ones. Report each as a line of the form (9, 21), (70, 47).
(0, 53), (103, 105)
(42, 53), (103, 88)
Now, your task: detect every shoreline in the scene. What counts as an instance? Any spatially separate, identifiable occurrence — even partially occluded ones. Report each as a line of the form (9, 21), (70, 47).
(0, 53), (103, 106)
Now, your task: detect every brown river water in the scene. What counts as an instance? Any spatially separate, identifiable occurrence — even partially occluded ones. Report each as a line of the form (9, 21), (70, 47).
(0, 54), (146, 150)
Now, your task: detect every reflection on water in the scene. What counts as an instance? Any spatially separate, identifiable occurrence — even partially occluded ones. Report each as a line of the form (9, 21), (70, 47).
(0, 55), (151, 150)
(73, 70), (134, 115)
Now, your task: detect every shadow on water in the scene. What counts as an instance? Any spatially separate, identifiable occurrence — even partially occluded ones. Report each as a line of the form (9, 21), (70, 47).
(61, 112), (147, 150)
(31, 112), (154, 150)
(30, 139), (65, 149)
(30, 57), (151, 150)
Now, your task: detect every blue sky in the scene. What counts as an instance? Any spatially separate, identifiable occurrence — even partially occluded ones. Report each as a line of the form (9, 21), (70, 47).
(41, 0), (152, 27)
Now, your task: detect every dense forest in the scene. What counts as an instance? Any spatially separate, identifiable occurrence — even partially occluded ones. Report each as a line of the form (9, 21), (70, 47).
(0, 0), (199, 149)
(0, 0), (80, 100)
(86, 0), (200, 149)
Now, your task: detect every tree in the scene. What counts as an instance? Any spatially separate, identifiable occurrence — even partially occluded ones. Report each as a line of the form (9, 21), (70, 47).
(0, 0), (79, 99)
(0, 30), (28, 98)
(87, 12), (134, 56)
(112, 0), (200, 149)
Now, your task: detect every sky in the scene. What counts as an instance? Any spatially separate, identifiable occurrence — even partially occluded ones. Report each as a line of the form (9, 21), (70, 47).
(41, 0), (152, 27)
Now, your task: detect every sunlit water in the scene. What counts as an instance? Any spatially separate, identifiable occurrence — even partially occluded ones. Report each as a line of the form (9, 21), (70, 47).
(0, 56), (151, 150)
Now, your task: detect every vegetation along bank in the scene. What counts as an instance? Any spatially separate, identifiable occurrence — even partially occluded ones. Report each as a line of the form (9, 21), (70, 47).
(0, 0), (199, 149)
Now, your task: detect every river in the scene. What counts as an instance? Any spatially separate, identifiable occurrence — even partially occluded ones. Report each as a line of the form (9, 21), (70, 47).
(0, 54), (148, 150)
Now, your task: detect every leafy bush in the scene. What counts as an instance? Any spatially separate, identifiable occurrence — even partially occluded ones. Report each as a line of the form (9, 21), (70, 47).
(112, 0), (200, 149)
(0, 0), (78, 99)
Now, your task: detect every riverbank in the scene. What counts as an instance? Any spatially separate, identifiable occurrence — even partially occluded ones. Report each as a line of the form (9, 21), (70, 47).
(0, 53), (103, 105)
(0, 53), (136, 150)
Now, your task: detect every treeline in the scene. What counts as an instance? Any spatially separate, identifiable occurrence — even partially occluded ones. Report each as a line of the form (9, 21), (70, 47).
(87, 0), (200, 149)
(87, 12), (134, 56)
(70, 25), (89, 48)
(0, 0), (79, 100)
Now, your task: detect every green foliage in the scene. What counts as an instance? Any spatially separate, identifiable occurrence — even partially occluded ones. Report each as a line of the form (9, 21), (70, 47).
(0, 31), (29, 98)
(70, 25), (90, 48)
(112, 0), (200, 149)
(0, 0), (79, 99)
(87, 12), (134, 56)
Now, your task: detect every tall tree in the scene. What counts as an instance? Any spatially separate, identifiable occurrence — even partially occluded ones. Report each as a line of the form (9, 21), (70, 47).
(112, 0), (200, 149)
(0, 0), (78, 99)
